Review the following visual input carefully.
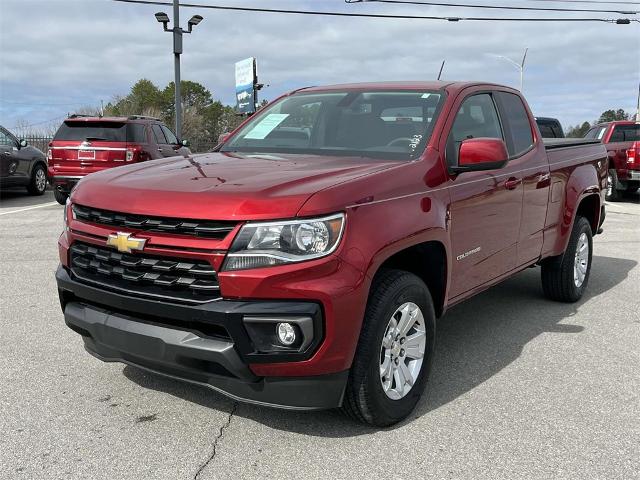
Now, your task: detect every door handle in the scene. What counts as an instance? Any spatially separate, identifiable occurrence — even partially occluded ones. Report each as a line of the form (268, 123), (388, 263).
(504, 177), (521, 190)
(2, 151), (11, 156)
(157, 148), (163, 152)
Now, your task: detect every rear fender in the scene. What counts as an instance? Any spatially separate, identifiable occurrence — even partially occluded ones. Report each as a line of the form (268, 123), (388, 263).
(554, 164), (601, 256)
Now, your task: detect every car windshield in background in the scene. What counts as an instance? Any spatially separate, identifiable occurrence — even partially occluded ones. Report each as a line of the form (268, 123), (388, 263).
(54, 121), (146, 143)
(609, 124), (640, 142)
(222, 90), (444, 159)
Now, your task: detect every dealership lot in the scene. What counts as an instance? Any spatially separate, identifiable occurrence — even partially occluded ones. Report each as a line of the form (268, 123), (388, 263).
(1, 189), (638, 480)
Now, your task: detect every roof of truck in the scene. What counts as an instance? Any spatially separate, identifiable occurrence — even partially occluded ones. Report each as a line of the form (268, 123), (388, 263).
(299, 81), (510, 94)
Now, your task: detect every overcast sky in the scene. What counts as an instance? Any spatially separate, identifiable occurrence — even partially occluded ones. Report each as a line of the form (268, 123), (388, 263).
(1, 0), (638, 133)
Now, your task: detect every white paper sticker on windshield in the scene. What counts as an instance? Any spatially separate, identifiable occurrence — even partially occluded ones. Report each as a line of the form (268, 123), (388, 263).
(244, 114), (290, 139)
(421, 93), (431, 99)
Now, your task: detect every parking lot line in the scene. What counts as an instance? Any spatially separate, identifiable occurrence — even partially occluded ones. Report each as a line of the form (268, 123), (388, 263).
(0, 201), (59, 216)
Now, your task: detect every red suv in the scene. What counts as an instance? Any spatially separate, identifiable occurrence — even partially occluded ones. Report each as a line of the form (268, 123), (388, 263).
(48, 115), (191, 204)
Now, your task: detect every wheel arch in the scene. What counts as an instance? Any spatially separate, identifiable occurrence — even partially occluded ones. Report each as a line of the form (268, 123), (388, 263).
(367, 239), (449, 318)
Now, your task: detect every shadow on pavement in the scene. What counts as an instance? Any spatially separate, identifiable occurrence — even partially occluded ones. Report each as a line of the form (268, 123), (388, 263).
(0, 188), (54, 209)
(123, 255), (636, 437)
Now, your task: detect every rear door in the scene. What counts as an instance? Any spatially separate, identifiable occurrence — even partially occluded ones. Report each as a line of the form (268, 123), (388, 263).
(49, 121), (129, 175)
(151, 124), (175, 158)
(496, 92), (550, 267)
(445, 90), (524, 299)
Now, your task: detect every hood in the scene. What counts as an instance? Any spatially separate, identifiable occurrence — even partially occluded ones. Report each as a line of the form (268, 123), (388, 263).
(71, 151), (399, 220)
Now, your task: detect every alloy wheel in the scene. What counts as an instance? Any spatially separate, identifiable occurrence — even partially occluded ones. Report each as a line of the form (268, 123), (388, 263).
(574, 232), (589, 287)
(379, 302), (426, 400)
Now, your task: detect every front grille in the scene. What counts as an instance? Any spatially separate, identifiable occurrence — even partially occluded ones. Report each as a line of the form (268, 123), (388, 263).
(72, 204), (237, 239)
(70, 242), (221, 303)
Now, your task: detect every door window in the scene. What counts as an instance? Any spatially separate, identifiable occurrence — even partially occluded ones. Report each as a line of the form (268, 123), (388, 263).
(161, 125), (178, 144)
(447, 93), (503, 166)
(152, 125), (167, 144)
(0, 129), (16, 147)
(497, 92), (534, 157)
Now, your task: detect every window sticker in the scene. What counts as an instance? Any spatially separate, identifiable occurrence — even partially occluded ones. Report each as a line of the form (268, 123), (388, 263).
(244, 114), (290, 139)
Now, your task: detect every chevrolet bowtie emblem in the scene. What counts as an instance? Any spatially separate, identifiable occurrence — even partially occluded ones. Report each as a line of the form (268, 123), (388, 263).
(106, 232), (147, 253)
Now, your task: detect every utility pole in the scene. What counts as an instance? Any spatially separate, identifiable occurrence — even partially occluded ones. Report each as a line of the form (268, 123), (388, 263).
(154, 4), (203, 139)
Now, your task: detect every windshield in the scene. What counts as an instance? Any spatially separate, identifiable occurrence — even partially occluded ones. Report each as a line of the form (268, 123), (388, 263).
(222, 90), (444, 160)
(54, 121), (146, 143)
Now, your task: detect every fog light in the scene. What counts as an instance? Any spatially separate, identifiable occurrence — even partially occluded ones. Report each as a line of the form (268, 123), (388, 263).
(276, 322), (296, 346)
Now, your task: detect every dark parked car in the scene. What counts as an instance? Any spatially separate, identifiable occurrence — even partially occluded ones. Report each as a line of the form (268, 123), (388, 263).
(535, 117), (565, 138)
(0, 125), (48, 196)
(47, 115), (191, 204)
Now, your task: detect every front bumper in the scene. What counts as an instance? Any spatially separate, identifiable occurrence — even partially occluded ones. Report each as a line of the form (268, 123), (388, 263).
(56, 266), (347, 410)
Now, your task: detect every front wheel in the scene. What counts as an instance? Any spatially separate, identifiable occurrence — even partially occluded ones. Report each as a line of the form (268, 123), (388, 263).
(342, 269), (436, 427)
(541, 216), (593, 303)
(27, 164), (47, 196)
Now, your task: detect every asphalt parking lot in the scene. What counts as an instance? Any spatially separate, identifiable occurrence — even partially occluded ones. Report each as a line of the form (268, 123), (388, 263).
(1, 188), (638, 480)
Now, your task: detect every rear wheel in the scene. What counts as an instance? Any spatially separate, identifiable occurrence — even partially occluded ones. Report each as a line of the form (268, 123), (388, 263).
(342, 269), (436, 427)
(54, 189), (68, 205)
(27, 164), (47, 196)
(605, 170), (622, 202)
(541, 216), (593, 303)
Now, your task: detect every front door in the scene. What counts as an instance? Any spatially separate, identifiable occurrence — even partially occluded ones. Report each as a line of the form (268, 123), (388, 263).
(445, 92), (524, 299)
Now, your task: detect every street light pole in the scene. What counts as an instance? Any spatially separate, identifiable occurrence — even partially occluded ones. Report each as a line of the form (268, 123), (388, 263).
(490, 48), (528, 92)
(154, 4), (203, 140)
(173, 0), (182, 139)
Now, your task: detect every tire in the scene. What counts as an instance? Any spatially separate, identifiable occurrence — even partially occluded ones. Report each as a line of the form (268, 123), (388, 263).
(541, 216), (593, 303)
(27, 164), (47, 196)
(605, 169), (622, 202)
(54, 189), (68, 205)
(342, 269), (436, 427)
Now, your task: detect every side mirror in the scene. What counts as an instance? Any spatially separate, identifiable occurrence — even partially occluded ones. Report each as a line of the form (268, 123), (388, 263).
(181, 139), (190, 147)
(218, 132), (231, 145)
(19, 139), (28, 148)
(450, 138), (508, 174)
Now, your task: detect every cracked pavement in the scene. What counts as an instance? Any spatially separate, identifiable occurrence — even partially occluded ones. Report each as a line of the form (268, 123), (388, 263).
(1, 190), (639, 480)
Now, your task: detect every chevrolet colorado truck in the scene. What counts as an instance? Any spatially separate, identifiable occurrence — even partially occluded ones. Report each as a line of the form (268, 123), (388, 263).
(56, 82), (607, 426)
(584, 120), (640, 201)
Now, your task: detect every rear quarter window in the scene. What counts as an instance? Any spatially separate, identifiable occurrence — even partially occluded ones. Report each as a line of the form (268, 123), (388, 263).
(497, 92), (534, 157)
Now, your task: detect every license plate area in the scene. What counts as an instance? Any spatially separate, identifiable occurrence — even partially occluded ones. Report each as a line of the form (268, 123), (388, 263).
(78, 149), (95, 161)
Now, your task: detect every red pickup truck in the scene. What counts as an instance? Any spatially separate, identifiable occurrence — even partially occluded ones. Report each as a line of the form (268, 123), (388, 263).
(585, 121), (640, 201)
(56, 82), (607, 426)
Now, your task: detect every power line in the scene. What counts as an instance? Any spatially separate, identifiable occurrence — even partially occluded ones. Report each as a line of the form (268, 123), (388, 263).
(348, 0), (638, 14)
(111, 0), (639, 23)
(526, 1), (639, 5)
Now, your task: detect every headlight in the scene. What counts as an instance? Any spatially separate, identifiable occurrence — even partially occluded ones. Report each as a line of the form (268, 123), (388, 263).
(63, 197), (73, 232)
(223, 213), (345, 271)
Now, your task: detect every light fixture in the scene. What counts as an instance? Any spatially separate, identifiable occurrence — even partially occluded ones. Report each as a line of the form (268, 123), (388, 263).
(276, 323), (297, 346)
(187, 15), (203, 32)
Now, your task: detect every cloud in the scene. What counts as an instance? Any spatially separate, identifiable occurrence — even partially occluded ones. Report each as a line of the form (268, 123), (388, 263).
(0, 0), (638, 131)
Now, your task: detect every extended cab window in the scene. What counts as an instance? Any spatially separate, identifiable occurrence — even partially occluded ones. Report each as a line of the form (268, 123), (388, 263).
(497, 92), (534, 157)
(222, 89), (444, 160)
(446, 93), (503, 166)
(609, 124), (640, 142)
